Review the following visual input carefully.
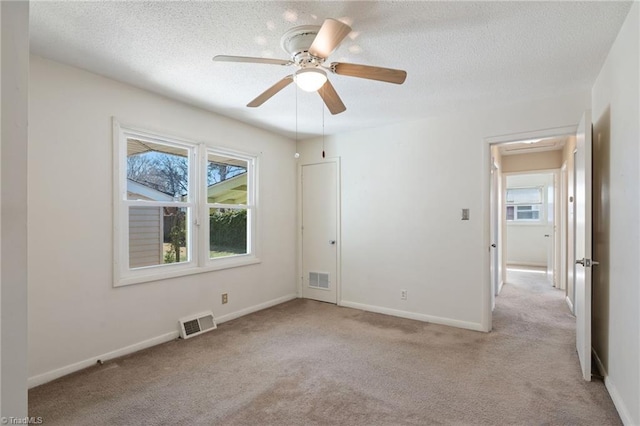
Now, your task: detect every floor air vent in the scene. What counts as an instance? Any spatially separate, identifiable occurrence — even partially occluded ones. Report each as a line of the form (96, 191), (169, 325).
(179, 311), (217, 339)
(309, 272), (330, 290)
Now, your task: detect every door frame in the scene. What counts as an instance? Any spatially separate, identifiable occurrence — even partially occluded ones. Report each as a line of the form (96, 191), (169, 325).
(502, 169), (560, 278)
(490, 157), (500, 312)
(297, 157), (342, 305)
(559, 162), (568, 291)
(483, 125), (576, 330)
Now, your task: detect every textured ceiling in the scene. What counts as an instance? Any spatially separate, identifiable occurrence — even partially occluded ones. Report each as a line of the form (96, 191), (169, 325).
(29, 1), (632, 139)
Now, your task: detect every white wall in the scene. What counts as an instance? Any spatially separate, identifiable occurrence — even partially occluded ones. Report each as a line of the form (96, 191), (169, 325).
(297, 91), (589, 332)
(591, 3), (639, 424)
(0, 1), (29, 416)
(28, 56), (297, 386)
(505, 173), (554, 267)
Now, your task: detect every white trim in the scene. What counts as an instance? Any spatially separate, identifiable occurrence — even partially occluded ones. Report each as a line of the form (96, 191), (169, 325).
(203, 148), (260, 269)
(484, 125), (577, 145)
(113, 119), (261, 287)
(482, 138), (492, 332)
(486, 127), (576, 335)
(28, 293), (297, 389)
(117, 255), (261, 287)
(559, 162), (568, 291)
(506, 261), (547, 268)
(216, 293), (297, 324)
(604, 376), (635, 426)
(113, 119), (123, 286)
(565, 295), (574, 314)
(28, 331), (179, 389)
(340, 301), (486, 332)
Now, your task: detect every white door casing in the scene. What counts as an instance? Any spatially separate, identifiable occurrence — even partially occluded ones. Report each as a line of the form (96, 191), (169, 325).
(560, 164), (568, 291)
(575, 110), (594, 381)
(490, 159), (499, 309)
(301, 161), (339, 304)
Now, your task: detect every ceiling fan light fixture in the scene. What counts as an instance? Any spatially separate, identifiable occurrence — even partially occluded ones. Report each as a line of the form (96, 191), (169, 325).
(294, 68), (327, 92)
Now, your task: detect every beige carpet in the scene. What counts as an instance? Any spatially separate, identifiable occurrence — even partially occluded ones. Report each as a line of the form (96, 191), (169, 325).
(29, 269), (621, 425)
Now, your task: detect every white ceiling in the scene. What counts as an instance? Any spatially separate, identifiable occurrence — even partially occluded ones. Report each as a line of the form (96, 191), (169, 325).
(29, 1), (632, 139)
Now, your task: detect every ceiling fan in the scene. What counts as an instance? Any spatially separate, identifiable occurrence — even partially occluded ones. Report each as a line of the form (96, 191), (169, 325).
(212, 18), (407, 115)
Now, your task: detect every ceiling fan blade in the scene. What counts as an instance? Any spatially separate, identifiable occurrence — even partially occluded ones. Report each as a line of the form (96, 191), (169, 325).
(213, 55), (292, 66)
(308, 19), (352, 59)
(247, 75), (294, 107)
(318, 80), (346, 115)
(331, 62), (407, 84)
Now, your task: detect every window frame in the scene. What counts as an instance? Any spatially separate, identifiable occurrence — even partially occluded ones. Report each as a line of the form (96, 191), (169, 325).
(113, 120), (260, 287)
(505, 186), (544, 224)
(201, 146), (258, 269)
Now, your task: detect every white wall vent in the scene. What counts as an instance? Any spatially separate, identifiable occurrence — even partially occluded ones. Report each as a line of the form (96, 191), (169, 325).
(309, 272), (330, 290)
(178, 311), (217, 339)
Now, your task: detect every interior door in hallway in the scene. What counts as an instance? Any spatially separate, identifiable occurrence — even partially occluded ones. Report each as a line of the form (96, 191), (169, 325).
(575, 110), (594, 381)
(546, 177), (555, 284)
(301, 161), (339, 304)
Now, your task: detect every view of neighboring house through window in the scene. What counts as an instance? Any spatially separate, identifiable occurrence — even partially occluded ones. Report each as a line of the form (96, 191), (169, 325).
(115, 123), (258, 286)
(126, 139), (192, 268)
(506, 187), (543, 222)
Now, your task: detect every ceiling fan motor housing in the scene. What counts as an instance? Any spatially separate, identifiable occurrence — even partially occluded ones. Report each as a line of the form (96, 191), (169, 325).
(213, 17), (405, 115)
(281, 25), (324, 68)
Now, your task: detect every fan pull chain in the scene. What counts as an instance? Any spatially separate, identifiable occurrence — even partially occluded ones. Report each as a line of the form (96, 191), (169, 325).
(322, 95), (326, 159)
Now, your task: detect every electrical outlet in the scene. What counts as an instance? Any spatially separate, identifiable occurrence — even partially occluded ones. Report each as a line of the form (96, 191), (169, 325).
(401, 290), (407, 300)
(222, 293), (228, 304)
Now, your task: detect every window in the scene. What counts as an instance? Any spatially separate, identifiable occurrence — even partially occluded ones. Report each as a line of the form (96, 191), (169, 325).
(506, 187), (543, 222)
(114, 122), (258, 286)
(206, 152), (251, 259)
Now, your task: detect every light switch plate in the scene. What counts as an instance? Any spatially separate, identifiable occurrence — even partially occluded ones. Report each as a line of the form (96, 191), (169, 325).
(462, 208), (470, 220)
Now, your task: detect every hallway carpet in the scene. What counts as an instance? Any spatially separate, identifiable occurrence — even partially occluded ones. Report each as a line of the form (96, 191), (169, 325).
(29, 269), (621, 425)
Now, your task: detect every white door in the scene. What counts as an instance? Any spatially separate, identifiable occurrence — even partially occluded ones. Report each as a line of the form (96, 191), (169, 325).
(301, 161), (338, 304)
(546, 178), (555, 284)
(575, 111), (595, 381)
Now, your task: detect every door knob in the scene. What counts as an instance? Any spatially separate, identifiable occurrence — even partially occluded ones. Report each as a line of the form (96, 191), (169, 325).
(329, 240), (336, 245)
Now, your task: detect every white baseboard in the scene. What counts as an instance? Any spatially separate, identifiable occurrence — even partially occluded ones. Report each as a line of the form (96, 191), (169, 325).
(28, 331), (179, 389)
(497, 280), (504, 295)
(590, 350), (636, 425)
(28, 293), (298, 389)
(340, 300), (485, 332)
(216, 293), (297, 324)
(565, 296), (574, 314)
(604, 375), (636, 426)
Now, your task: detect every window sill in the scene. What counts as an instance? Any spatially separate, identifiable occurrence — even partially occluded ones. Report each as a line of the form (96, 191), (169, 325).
(114, 255), (261, 287)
